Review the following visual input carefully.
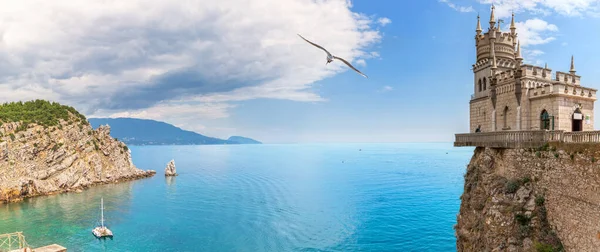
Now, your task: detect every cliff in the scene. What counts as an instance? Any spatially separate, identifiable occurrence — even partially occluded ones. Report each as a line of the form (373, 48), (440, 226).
(0, 101), (155, 203)
(456, 145), (600, 252)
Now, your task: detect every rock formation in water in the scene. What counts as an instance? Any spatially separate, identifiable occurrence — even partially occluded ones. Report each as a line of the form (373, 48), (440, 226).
(456, 144), (600, 251)
(165, 159), (177, 176)
(0, 101), (155, 203)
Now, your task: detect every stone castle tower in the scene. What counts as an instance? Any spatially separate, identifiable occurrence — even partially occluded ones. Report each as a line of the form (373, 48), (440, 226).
(470, 5), (597, 133)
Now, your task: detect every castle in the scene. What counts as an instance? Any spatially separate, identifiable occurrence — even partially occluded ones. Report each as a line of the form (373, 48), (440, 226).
(469, 5), (597, 133)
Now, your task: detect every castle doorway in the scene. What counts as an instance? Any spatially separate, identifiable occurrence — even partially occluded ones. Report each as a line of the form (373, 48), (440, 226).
(540, 110), (550, 130)
(572, 108), (583, 132)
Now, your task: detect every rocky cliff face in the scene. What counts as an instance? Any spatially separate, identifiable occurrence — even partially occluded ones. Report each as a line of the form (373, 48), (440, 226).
(0, 120), (155, 203)
(456, 146), (600, 252)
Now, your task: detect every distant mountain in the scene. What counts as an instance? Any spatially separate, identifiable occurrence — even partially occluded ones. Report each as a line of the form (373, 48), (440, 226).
(88, 118), (261, 145)
(228, 136), (262, 144)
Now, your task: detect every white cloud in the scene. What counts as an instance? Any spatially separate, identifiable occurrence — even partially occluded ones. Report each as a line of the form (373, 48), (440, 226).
(379, 85), (394, 92)
(511, 18), (558, 64)
(439, 0), (475, 12)
(0, 0), (388, 136)
(355, 59), (367, 67)
(377, 17), (392, 26)
(515, 18), (558, 47)
(478, 0), (600, 18)
(527, 49), (545, 57)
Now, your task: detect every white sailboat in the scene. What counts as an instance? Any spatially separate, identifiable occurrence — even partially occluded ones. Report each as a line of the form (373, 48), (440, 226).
(92, 197), (113, 238)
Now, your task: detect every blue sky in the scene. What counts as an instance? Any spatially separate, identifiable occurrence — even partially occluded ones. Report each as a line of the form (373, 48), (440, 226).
(1, 0), (600, 143)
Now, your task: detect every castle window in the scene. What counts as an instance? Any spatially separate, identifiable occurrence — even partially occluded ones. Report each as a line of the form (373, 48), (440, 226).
(503, 106), (509, 130)
(541, 110), (550, 130)
(478, 79), (482, 92)
(483, 78), (487, 90)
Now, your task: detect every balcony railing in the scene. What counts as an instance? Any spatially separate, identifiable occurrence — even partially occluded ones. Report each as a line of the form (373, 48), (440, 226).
(454, 130), (600, 148)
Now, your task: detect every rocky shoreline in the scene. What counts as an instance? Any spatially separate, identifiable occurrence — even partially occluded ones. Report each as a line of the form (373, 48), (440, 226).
(0, 118), (156, 204)
(5, 170), (156, 203)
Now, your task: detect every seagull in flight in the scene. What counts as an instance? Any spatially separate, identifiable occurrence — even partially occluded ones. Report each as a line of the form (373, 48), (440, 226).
(297, 34), (368, 78)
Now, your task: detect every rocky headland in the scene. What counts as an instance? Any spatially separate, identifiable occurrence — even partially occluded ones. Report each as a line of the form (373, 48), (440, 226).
(456, 144), (600, 252)
(0, 100), (155, 203)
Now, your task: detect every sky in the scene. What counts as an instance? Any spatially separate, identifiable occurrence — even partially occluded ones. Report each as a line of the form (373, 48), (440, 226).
(1, 0), (600, 143)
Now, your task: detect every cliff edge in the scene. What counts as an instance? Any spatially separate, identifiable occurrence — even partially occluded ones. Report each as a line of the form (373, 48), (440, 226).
(456, 145), (600, 252)
(0, 100), (155, 203)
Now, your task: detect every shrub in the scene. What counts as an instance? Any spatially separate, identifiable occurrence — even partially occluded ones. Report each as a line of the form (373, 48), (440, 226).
(9, 133), (15, 141)
(535, 242), (554, 252)
(33, 143), (38, 148)
(522, 176), (531, 184)
(505, 179), (521, 194)
(123, 145), (129, 152)
(536, 195), (545, 206)
(0, 100), (87, 127)
(536, 151), (541, 158)
(592, 157), (597, 163)
(515, 213), (531, 226)
(554, 153), (559, 158)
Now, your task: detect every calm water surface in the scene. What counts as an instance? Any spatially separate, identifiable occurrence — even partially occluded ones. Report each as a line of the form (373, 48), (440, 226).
(0, 143), (473, 251)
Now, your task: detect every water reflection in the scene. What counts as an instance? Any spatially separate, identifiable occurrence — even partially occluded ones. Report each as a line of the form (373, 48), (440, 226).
(0, 180), (139, 248)
(165, 176), (176, 187)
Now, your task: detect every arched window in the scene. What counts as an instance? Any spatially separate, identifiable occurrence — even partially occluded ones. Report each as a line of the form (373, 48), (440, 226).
(540, 110), (550, 130)
(503, 106), (509, 129)
(483, 78), (487, 90)
(478, 79), (482, 92)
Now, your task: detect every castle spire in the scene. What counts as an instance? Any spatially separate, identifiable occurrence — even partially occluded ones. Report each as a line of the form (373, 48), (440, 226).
(515, 40), (523, 68)
(570, 55), (576, 74)
(476, 14), (482, 34)
(489, 4), (496, 29)
(510, 12), (516, 33)
(510, 12), (517, 47)
(515, 41), (523, 60)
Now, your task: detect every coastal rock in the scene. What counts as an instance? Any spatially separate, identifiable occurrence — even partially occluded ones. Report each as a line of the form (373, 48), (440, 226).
(456, 146), (600, 252)
(165, 160), (177, 176)
(0, 119), (156, 203)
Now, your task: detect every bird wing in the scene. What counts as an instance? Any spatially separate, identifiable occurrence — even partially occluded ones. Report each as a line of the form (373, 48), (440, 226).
(297, 34), (332, 57)
(333, 56), (368, 78)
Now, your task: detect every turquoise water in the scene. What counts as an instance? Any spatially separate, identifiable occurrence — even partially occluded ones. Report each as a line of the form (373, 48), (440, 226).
(0, 143), (473, 251)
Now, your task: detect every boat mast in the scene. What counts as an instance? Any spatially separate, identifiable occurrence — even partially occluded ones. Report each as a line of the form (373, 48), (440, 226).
(101, 197), (104, 228)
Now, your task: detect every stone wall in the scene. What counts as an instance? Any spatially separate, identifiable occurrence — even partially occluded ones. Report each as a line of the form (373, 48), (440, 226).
(456, 146), (600, 252)
(494, 85), (520, 131)
(470, 99), (490, 132)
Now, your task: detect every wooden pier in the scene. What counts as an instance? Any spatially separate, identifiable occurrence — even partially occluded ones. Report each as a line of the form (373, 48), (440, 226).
(0, 232), (66, 252)
(454, 130), (600, 148)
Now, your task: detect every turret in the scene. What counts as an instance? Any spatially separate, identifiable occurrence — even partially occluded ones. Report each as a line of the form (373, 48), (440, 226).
(515, 40), (523, 64)
(510, 12), (517, 47)
(489, 4), (496, 29)
(476, 14), (482, 35)
(570, 55), (576, 74)
(510, 12), (516, 35)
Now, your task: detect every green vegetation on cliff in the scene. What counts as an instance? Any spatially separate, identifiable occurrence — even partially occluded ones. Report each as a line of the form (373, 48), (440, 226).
(0, 100), (87, 129)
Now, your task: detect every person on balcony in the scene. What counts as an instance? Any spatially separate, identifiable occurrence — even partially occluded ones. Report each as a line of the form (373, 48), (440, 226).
(475, 125), (481, 133)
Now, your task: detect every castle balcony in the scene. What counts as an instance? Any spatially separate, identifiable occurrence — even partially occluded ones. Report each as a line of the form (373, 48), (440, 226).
(454, 130), (600, 148)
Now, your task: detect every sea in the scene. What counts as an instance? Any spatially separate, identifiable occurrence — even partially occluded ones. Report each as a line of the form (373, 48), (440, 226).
(0, 143), (474, 251)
